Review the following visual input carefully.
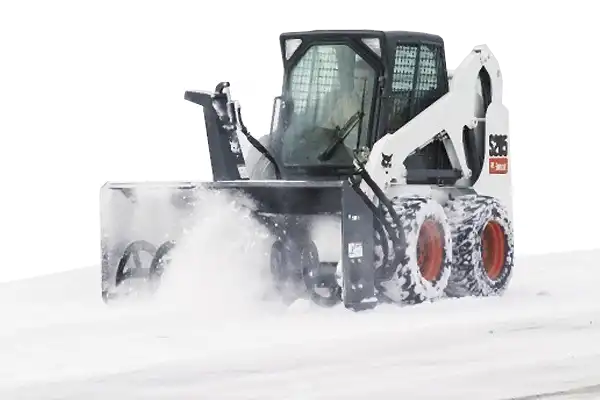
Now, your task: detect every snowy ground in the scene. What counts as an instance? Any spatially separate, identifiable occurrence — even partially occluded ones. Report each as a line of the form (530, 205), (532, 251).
(1, 248), (599, 399)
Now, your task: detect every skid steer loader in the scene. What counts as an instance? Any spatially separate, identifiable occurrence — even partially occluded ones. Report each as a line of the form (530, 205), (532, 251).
(100, 30), (514, 311)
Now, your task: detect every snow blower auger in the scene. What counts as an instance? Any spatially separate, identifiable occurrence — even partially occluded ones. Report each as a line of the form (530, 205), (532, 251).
(100, 30), (514, 311)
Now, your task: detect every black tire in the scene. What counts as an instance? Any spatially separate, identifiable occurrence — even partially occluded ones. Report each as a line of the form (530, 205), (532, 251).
(377, 196), (453, 304)
(443, 194), (514, 297)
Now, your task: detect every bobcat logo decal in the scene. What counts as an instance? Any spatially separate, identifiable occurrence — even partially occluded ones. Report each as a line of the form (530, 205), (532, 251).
(381, 153), (393, 169)
(489, 134), (508, 157)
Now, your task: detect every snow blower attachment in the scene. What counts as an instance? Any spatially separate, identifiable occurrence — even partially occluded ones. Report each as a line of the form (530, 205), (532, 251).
(100, 30), (515, 311)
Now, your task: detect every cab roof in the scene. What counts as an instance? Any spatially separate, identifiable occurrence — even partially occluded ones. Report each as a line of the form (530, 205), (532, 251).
(279, 29), (444, 46)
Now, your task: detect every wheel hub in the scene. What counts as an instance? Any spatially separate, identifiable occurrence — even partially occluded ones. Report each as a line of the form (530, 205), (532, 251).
(416, 219), (444, 281)
(482, 221), (506, 280)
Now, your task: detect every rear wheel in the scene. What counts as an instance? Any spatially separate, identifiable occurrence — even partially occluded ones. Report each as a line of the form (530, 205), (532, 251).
(444, 194), (514, 297)
(377, 196), (453, 304)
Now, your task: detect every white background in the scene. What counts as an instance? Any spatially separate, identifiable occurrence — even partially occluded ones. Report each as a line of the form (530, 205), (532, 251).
(0, 0), (596, 281)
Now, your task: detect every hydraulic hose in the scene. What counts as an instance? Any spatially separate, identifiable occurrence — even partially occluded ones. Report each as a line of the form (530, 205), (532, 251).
(350, 162), (408, 278)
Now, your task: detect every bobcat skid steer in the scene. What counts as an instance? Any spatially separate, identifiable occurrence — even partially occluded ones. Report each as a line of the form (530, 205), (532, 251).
(100, 30), (514, 311)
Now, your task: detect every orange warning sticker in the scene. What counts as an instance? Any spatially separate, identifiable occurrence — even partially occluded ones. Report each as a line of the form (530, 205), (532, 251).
(489, 157), (508, 174)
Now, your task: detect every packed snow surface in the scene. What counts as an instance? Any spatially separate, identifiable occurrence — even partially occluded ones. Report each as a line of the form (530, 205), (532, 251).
(1, 243), (599, 398)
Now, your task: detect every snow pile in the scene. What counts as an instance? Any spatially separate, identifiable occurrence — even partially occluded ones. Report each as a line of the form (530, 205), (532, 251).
(153, 187), (275, 318)
(1, 250), (600, 399)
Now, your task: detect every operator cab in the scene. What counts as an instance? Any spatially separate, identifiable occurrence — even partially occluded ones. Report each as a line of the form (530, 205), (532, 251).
(268, 30), (450, 180)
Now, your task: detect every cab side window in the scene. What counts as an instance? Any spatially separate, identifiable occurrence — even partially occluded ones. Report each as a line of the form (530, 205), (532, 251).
(387, 43), (448, 133)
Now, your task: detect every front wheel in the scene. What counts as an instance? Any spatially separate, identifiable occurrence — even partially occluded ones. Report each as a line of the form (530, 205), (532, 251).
(377, 196), (453, 305)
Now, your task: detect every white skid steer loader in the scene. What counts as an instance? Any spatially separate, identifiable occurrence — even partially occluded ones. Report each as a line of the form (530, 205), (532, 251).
(99, 30), (514, 311)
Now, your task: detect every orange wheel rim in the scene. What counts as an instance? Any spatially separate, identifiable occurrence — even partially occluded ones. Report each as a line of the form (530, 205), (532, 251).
(417, 219), (444, 281)
(482, 221), (505, 279)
